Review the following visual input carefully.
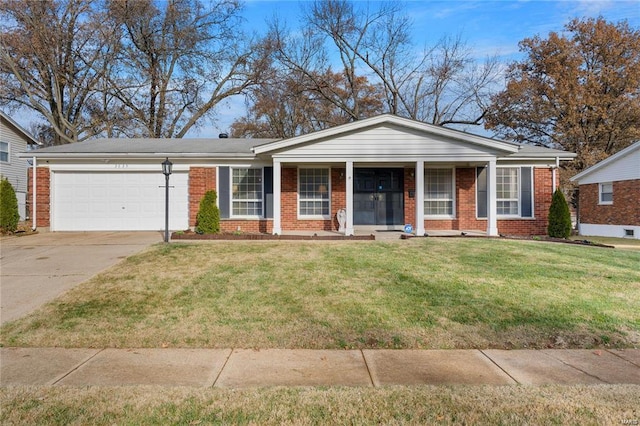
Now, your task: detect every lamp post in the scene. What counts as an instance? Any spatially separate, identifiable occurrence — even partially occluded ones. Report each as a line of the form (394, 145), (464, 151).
(162, 157), (173, 243)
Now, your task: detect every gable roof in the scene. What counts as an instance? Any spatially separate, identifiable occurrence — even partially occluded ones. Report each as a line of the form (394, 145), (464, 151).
(570, 141), (640, 182)
(0, 111), (40, 146)
(252, 114), (521, 155)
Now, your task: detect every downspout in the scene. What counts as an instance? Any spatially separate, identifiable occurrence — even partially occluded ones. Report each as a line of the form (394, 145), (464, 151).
(552, 156), (559, 191)
(32, 156), (37, 231)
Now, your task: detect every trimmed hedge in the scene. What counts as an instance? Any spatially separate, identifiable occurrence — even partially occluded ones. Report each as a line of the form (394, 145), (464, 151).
(0, 177), (20, 233)
(547, 188), (572, 238)
(195, 190), (220, 234)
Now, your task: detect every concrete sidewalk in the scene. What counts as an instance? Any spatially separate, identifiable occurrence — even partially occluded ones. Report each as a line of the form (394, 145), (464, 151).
(1, 348), (638, 388)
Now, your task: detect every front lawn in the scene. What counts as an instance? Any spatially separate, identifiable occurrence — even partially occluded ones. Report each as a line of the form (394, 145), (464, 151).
(1, 238), (638, 349)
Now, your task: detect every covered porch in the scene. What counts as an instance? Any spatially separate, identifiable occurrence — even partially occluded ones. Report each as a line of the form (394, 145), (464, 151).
(268, 160), (501, 237)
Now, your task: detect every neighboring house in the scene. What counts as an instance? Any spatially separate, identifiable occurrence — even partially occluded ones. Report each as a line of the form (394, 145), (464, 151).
(21, 114), (575, 236)
(570, 141), (640, 239)
(0, 111), (40, 220)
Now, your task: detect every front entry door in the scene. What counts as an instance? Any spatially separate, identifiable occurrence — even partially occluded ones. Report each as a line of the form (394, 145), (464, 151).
(354, 168), (404, 225)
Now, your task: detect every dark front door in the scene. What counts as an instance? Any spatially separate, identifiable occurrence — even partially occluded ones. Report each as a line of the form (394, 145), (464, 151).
(354, 168), (404, 225)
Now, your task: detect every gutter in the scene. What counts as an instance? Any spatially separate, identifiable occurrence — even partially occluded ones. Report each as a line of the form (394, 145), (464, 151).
(32, 156), (36, 231)
(18, 153), (258, 161)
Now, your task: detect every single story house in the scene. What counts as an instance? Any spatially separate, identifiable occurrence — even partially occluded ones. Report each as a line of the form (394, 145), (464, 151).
(570, 141), (640, 239)
(21, 114), (575, 236)
(1, 111), (41, 219)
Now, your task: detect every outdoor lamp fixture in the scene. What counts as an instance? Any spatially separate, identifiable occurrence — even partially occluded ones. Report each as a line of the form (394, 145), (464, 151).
(162, 157), (173, 243)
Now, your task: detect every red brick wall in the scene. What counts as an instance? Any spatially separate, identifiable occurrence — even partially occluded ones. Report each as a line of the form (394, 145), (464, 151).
(579, 180), (640, 226)
(220, 220), (272, 234)
(189, 167), (216, 227)
(421, 167), (555, 236)
(26, 167), (50, 227)
(275, 166), (343, 231)
(404, 167), (415, 226)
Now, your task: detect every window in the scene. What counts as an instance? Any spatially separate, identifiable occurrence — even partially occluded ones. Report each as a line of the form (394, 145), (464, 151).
(0, 142), (8, 163)
(599, 182), (613, 205)
(424, 168), (454, 216)
(477, 166), (533, 219)
(232, 168), (263, 216)
(299, 168), (330, 217)
(496, 167), (519, 215)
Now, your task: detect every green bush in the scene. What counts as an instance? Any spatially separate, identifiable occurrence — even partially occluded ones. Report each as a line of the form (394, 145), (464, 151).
(0, 177), (20, 233)
(195, 190), (220, 234)
(547, 188), (572, 238)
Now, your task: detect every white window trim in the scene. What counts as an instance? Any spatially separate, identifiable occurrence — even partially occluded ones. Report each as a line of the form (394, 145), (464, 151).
(424, 167), (456, 219)
(297, 167), (331, 220)
(0, 141), (9, 163)
(230, 167), (264, 218)
(496, 166), (521, 218)
(599, 182), (613, 205)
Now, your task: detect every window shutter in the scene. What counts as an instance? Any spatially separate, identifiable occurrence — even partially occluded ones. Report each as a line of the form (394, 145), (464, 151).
(264, 167), (273, 218)
(476, 167), (487, 218)
(218, 167), (230, 218)
(520, 167), (533, 218)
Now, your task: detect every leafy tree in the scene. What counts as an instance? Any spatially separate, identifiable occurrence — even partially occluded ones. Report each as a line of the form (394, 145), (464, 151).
(195, 190), (220, 234)
(547, 189), (572, 238)
(0, 177), (20, 233)
(486, 17), (640, 178)
(232, 68), (383, 138)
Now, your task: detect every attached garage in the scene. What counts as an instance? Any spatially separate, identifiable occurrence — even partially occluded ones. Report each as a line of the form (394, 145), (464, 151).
(51, 171), (189, 231)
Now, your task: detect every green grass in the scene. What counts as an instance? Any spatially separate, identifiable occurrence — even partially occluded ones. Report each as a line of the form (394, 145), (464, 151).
(2, 385), (639, 425)
(1, 238), (639, 349)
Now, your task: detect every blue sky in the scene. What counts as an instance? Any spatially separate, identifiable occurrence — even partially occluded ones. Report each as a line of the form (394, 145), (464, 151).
(209, 0), (639, 135)
(11, 0), (640, 138)
(240, 0), (639, 64)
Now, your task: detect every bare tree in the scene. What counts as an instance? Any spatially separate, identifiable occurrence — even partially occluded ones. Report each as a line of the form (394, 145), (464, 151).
(105, 0), (268, 138)
(265, 0), (501, 128)
(0, 0), (117, 144)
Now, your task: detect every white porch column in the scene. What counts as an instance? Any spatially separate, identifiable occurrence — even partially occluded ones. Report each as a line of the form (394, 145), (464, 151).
(272, 160), (282, 235)
(345, 161), (354, 236)
(415, 160), (425, 236)
(486, 159), (498, 236)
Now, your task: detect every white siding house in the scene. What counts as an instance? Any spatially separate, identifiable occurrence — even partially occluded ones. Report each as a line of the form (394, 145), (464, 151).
(0, 111), (40, 219)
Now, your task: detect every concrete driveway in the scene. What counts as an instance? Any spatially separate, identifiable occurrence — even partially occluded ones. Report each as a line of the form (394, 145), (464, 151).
(0, 232), (163, 325)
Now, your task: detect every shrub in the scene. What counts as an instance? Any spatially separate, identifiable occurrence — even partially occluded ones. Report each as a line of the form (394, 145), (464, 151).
(195, 190), (220, 234)
(0, 177), (20, 233)
(548, 188), (572, 238)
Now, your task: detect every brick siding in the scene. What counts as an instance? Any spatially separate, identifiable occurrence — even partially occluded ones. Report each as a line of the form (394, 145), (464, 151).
(579, 179), (640, 226)
(421, 167), (554, 236)
(188, 167), (217, 227)
(26, 167), (50, 227)
(29, 163), (557, 235)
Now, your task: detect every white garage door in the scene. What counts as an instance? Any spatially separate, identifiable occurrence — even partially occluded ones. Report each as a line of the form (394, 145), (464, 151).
(53, 171), (189, 231)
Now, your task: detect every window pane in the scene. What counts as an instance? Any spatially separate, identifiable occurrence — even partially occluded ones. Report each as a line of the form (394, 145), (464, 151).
(299, 168), (329, 216)
(232, 168), (263, 216)
(0, 142), (8, 162)
(425, 169), (453, 215)
(600, 183), (613, 203)
(496, 168), (519, 215)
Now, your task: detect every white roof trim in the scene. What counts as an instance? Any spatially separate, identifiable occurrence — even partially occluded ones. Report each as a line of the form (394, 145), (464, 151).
(252, 114), (520, 155)
(570, 141), (640, 182)
(0, 110), (41, 146)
